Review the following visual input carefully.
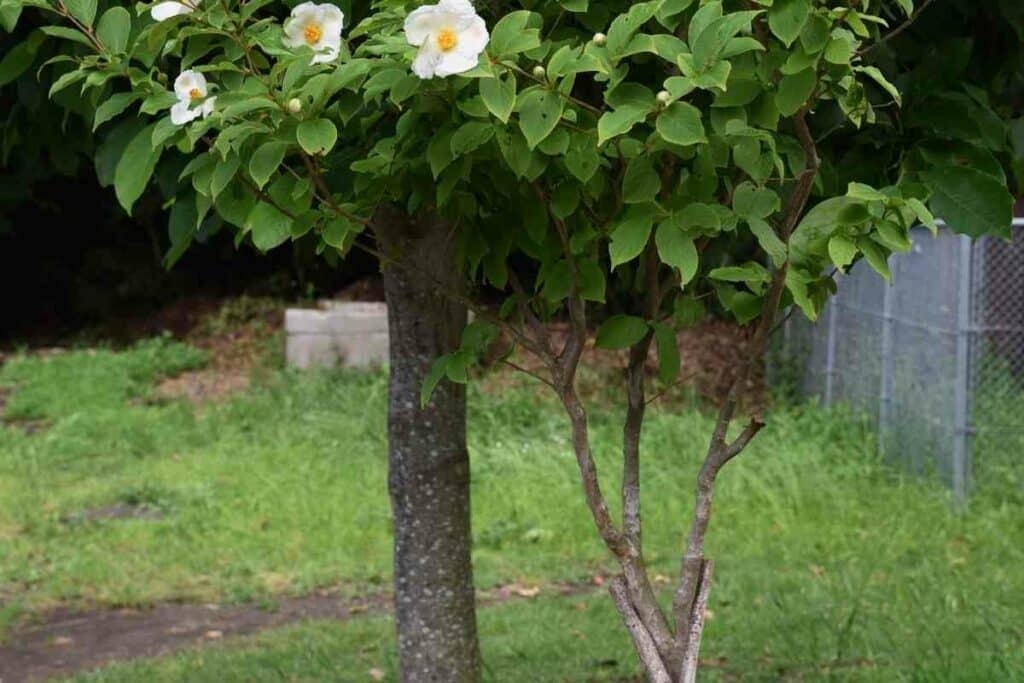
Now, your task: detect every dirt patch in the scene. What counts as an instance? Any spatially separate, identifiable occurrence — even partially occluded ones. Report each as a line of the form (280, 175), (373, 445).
(153, 298), (285, 406)
(61, 504), (165, 524)
(0, 580), (597, 682)
(481, 319), (764, 411)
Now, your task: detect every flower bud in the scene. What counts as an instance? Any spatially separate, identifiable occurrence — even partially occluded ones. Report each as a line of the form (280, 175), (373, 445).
(656, 90), (671, 105)
(287, 98), (302, 114)
(532, 65), (546, 79)
(592, 32), (607, 46)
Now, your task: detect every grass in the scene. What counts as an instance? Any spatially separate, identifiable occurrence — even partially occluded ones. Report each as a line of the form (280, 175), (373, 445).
(1, 336), (1022, 680)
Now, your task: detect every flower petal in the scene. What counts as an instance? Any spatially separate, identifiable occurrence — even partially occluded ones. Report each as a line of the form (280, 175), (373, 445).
(435, 49), (478, 77)
(404, 5), (441, 47)
(411, 42), (444, 79)
(150, 1), (191, 21)
(319, 4), (344, 26)
(173, 70), (206, 101)
(170, 100), (201, 125)
(438, 0), (477, 17)
(201, 97), (217, 118)
(455, 15), (488, 55)
(310, 36), (340, 64)
(282, 20), (306, 48)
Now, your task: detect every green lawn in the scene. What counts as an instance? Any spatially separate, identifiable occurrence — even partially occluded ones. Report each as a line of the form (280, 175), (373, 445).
(1, 337), (1022, 680)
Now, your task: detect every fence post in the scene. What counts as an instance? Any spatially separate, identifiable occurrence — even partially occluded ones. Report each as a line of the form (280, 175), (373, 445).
(952, 234), (973, 501)
(824, 294), (839, 407)
(879, 271), (895, 458)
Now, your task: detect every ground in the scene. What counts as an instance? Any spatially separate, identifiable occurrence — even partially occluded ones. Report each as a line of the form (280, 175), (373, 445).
(0, 300), (1022, 682)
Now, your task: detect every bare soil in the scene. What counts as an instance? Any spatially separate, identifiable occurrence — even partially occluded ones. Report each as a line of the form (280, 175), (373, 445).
(0, 580), (597, 683)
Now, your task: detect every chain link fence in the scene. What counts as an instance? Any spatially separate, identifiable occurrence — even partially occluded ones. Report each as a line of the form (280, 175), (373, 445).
(774, 220), (1024, 499)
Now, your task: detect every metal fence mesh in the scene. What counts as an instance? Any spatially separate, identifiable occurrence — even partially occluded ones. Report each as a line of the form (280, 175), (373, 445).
(775, 221), (1024, 498)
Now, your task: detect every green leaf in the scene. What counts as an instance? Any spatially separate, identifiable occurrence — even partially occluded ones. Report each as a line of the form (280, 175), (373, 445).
(96, 7), (131, 53)
(856, 66), (901, 106)
(857, 237), (891, 281)
(653, 322), (680, 383)
(824, 36), (853, 65)
(655, 220), (699, 284)
(775, 67), (816, 116)
(828, 234), (858, 271)
(489, 10), (541, 57)
(420, 355), (451, 407)
(595, 315), (650, 349)
(709, 262), (770, 284)
(922, 165), (1013, 239)
(479, 72), (516, 124)
(733, 182), (780, 219)
(65, 0), (96, 26)
(39, 25), (92, 46)
(598, 106), (651, 145)
(451, 120), (495, 156)
(622, 157), (660, 204)
(747, 218), (787, 267)
(0, 31), (44, 87)
(607, 2), (659, 57)
(296, 119), (338, 156)
(656, 101), (706, 146)
(691, 9), (762, 68)
(165, 196), (197, 269)
(92, 92), (138, 131)
(249, 141), (287, 190)
(577, 258), (607, 302)
(768, 0), (811, 47)
(114, 123), (162, 215)
(427, 130), (455, 179)
(245, 201), (292, 251)
(609, 206), (657, 268)
(906, 197), (938, 235)
(518, 89), (563, 149)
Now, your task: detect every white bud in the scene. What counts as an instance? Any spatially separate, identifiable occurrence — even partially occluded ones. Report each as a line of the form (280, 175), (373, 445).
(287, 98), (302, 114)
(592, 32), (607, 46)
(532, 65), (546, 79)
(656, 90), (671, 105)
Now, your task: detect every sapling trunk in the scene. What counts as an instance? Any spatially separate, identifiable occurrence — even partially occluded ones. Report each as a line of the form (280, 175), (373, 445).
(375, 208), (481, 683)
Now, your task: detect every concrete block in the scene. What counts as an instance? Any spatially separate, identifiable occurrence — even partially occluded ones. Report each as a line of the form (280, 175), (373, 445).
(285, 302), (389, 369)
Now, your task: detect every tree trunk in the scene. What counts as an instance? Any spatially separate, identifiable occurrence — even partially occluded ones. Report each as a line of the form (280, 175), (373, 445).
(374, 207), (481, 683)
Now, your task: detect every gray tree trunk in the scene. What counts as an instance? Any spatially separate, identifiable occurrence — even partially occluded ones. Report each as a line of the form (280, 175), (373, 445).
(374, 208), (481, 683)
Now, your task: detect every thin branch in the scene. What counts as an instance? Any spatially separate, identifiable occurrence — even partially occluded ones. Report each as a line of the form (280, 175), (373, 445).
(678, 560), (714, 683)
(507, 269), (555, 359)
(671, 108), (822, 662)
(857, 0), (937, 56)
(500, 359), (555, 390)
(609, 577), (673, 683)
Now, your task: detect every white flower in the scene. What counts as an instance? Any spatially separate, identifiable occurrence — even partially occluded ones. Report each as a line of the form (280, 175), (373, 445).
(150, 0), (198, 22)
(404, 0), (489, 79)
(283, 2), (344, 65)
(170, 70), (216, 125)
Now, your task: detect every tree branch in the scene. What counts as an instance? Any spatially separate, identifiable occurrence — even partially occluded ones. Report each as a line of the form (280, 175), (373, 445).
(609, 577), (673, 683)
(678, 560), (714, 683)
(857, 0), (937, 56)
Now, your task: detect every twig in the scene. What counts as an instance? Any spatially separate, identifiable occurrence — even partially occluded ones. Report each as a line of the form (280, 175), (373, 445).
(857, 0), (937, 56)
(609, 577), (673, 683)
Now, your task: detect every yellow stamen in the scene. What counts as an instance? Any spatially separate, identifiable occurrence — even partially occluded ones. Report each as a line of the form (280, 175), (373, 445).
(436, 28), (458, 52)
(304, 23), (323, 45)
(188, 87), (202, 100)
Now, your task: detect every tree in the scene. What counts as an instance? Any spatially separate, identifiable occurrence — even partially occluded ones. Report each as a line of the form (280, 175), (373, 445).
(7, 0), (1016, 680)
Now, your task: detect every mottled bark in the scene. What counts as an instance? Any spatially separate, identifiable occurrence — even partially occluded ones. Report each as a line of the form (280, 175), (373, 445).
(375, 207), (481, 683)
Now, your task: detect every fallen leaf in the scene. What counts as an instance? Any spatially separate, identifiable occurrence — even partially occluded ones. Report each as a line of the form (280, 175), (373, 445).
(368, 667), (385, 681)
(203, 629), (223, 640)
(513, 585), (540, 598)
(52, 636), (73, 647)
